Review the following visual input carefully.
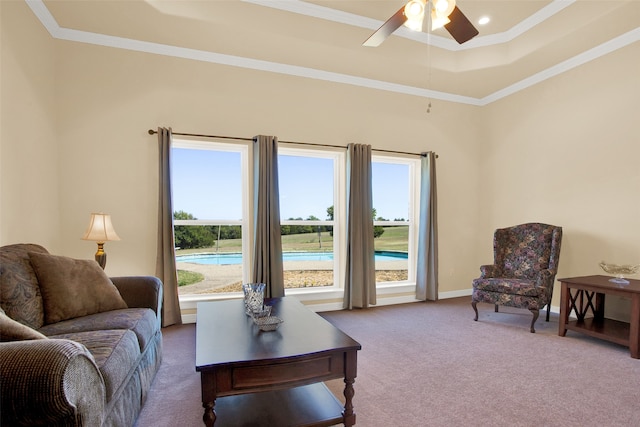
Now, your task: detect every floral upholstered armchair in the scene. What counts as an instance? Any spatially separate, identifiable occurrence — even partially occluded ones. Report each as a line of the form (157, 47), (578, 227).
(471, 223), (563, 333)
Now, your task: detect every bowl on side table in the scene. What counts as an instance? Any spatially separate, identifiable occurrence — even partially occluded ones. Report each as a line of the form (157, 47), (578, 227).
(599, 261), (640, 285)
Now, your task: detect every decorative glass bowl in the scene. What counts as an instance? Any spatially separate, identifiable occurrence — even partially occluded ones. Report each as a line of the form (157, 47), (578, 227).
(253, 316), (283, 332)
(599, 261), (640, 285)
(251, 305), (272, 319)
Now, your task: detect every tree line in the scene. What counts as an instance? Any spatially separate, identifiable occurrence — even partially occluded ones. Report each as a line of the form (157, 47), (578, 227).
(174, 205), (395, 250)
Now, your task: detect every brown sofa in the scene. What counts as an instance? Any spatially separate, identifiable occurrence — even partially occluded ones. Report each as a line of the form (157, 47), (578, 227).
(0, 243), (163, 426)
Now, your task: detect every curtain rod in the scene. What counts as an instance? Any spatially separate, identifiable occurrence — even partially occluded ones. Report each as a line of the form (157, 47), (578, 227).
(147, 129), (437, 158)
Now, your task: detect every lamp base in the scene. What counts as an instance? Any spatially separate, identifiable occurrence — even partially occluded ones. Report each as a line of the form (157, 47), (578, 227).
(95, 243), (107, 269)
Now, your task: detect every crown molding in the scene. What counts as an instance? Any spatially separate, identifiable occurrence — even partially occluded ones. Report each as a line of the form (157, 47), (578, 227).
(242, 0), (576, 51)
(479, 27), (640, 105)
(25, 0), (639, 107)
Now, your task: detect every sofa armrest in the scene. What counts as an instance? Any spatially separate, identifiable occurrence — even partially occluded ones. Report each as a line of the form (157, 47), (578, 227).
(0, 339), (105, 427)
(111, 276), (163, 316)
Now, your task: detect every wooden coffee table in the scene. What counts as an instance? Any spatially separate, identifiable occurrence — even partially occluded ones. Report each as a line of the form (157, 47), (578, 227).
(558, 275), (640, 358)
(195, 297), (361, 426)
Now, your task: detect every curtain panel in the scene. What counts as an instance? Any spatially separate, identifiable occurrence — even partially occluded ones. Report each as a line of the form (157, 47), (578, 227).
(156, 127), (182, 326)
(343, 143), (376, 309)
(252, 135), (285, 298)
(416, 151), (439, 301)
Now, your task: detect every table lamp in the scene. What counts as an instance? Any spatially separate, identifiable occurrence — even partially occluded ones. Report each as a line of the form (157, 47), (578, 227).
(82, 213), (120, 269)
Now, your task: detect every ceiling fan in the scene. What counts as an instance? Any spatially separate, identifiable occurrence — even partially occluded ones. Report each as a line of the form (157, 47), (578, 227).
(363, 0), (479, 47)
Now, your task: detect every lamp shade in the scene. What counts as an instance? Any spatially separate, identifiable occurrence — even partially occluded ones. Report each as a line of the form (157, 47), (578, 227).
(82, 213), (121, 242)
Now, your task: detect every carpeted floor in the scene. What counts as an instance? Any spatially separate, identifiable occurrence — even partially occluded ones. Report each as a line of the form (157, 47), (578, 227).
(135, 297), (640, 427)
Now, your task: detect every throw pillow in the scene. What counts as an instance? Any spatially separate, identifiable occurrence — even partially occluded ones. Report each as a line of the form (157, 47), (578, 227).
(28, 252), (128, 324)
(0, 307), (48, 341)
(0, 243), (48, 329)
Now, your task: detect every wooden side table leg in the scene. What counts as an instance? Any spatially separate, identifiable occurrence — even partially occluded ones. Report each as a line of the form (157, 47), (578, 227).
(595, 293), (606, 322)
(629, 294), (640, 359)
(559, 283), (569, 337)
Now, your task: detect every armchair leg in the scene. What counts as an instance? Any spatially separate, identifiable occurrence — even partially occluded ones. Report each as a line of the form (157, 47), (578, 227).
(529, 309), (540, 333)
(472, 301), (478, 321)
(495, 304), (499, 313)
(546, 304), (551, 322)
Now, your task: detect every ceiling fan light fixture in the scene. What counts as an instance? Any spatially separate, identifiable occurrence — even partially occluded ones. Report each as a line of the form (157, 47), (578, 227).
(404, 18), (424, 32)
(432, 0), (456, 18)
(363, 0), (476, 46)
(403, 0), (426, 31)
(404, 0), (427, 20)
(430, 9), (451, 30)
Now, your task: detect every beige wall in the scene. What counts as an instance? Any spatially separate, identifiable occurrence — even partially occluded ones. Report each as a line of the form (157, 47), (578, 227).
(52, 39), (484, 289)
(1, 1), (60, 249)
(479, 42), (640, 316)
(2, 2), (639, 311)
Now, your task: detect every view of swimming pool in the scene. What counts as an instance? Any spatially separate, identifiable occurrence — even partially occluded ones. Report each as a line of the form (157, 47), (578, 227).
(176, 251), (407, 265)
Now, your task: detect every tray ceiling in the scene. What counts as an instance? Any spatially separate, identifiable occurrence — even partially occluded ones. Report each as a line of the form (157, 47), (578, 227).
(29, 0), (640, 105)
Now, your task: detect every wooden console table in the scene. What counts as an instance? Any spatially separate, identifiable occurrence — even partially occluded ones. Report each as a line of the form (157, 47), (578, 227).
(196, 297), (361, 426)
(558, 275), (640, 358)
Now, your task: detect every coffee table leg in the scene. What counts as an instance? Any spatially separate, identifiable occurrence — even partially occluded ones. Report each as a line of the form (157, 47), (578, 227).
(203, 401), (216, 427)
(343, 350), (357, 427)
(201, 372), (217, 426)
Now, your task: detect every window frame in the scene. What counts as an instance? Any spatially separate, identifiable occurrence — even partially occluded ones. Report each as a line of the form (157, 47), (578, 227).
(371, 154), (421, 287)
(172, 138), (252, 290)
(278, 146), (346, 292)
(172, 140), (422, 312)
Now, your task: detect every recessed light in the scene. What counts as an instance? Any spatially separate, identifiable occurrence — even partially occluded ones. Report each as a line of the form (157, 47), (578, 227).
(478, 16), (490, 25)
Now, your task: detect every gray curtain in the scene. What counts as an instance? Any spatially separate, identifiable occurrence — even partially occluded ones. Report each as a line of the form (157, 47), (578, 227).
(252, 135), (285, 298)
(156, 127), (182, 327)
(344, 143), (376, 309)
(416, 151), (439, 301)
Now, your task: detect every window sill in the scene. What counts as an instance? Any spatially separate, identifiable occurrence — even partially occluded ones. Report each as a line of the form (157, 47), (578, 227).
(178, 282), (422, 323)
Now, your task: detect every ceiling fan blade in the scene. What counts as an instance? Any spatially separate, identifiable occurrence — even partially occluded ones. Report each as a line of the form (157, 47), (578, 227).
(363, 6), (408, 47)
(444, 6), (479, 44)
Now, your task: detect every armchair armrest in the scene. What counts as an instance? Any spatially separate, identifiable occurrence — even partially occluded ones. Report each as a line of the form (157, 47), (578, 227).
(535, 269), (556, 297)
(111, 276), (163, 316)
(536, 269), (553, 283)
(479, 264), (500, 278)
(0, 339), (105, 426)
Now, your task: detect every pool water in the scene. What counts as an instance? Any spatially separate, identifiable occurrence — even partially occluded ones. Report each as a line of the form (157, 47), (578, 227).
(177, 251), (407, 265)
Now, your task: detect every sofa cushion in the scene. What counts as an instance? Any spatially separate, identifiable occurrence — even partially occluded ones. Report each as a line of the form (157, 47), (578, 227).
(49, 329), (141, 403)
(0, 308), (48, 342)
(28, 252), (128, 324)
(0, 244), (48, 329)
(39, 308), (158, 352)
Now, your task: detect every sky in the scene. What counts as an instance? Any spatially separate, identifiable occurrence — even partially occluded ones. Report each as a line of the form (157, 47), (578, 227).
(171, 148), (410, 221)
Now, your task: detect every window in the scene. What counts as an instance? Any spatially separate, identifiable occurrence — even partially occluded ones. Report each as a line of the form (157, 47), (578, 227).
(171, 140), (420, 300)
(372, 156), (419, 285)
(278, 147), (344, 290)
(171, 140), (250, 295)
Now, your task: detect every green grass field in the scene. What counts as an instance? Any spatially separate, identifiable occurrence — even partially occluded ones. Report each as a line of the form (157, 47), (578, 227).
(175, 226), (409, 255)
(177, 270), (204, 287)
